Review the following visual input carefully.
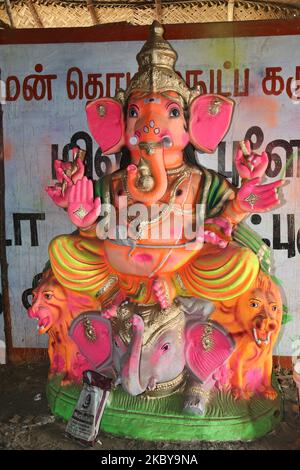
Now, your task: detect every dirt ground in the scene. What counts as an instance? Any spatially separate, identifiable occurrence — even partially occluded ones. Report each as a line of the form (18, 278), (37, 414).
(0, 361), (299, 450)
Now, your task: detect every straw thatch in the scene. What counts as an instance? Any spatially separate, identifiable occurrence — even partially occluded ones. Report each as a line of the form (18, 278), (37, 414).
(0, 0), (299, 28)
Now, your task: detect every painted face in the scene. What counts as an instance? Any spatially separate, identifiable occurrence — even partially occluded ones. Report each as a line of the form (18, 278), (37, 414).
(28, 271), (66, 334)
(125, 91), (189, 165)
(139, 326), (186, 387)
(237, 283), (282, 348)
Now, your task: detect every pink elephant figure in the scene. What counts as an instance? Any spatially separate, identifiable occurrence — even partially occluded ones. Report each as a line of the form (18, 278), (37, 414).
(68, 297), (235, 415)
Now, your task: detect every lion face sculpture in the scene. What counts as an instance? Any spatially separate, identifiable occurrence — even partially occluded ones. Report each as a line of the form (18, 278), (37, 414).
(28, 269), (66, 334)
(27, 269), (100, 383)
(212, 272), (282, 399)
(235, 273), (282, 349)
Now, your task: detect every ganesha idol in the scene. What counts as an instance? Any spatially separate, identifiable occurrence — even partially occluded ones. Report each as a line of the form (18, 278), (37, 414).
(31, 22), (286, 440)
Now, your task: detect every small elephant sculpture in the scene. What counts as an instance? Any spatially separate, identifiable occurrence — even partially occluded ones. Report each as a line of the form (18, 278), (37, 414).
(69, 297), (235, 415)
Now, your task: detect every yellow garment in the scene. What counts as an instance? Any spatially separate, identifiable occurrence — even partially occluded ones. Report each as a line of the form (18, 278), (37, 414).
(49, 233), (259, 302)
(49, 234), (111, 298)
(177, 243), (259, 301)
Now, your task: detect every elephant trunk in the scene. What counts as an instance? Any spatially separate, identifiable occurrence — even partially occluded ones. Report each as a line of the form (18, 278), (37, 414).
(127, 147), (168, 205)
(121, 314), (146, 396)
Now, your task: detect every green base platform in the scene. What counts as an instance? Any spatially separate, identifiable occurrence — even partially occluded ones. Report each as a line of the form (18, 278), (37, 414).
(47, 375), (283, 442)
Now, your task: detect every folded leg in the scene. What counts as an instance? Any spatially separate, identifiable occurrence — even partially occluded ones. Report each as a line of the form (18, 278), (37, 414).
(49, 234), (117, 300)
(174, 243), (260, 301)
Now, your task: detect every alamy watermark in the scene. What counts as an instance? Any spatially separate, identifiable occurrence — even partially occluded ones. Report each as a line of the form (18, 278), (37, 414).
(95, 200), (206, 251)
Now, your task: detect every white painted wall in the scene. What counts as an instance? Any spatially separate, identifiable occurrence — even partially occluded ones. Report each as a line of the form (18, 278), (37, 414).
(0, 35), (299, 354)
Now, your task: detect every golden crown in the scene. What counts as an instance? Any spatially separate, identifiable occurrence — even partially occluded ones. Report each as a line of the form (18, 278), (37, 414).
(119, 21), (200, 105)
(113, 301), (184, 347)
(139, 303), (185, 346)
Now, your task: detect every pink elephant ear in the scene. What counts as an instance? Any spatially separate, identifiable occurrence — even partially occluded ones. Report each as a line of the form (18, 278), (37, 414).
(185, 320), (235, 383)
(189, 94), (234, 153)
(86, 98), (125, 154)
(69, 311), (113, 372)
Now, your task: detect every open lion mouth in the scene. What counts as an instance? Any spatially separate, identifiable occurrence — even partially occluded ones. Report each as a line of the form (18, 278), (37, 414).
(35, 316), (50, 333)
(253, 328), (272, 346)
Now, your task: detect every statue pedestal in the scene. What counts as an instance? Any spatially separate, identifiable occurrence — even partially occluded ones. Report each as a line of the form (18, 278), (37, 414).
(47, 374), (283, 442)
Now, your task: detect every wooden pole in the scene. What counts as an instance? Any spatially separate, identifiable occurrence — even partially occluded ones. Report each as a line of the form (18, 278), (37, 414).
(0, 70), (13, 363)
(26, 0), (44, 28)
(86, 0), (99, 25)
(155, 0), (162, 23)
(3, 0), (15, 28)
(227, 0), (235, 21)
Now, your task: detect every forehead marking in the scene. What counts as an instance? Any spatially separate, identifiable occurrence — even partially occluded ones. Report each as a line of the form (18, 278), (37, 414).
(144, 97), (161, 104)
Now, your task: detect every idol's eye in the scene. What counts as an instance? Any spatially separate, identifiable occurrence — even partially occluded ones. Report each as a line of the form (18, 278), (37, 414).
(271, 305), (278, 312)
(128, 107), (138, 118)
(44, 293), (53, 300)
(169, 107), (180, 118)
(250, 301), (259, 308)
(161, 343), (170, 352)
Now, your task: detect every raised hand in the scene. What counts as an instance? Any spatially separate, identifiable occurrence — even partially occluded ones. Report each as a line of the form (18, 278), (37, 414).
(235, 140), (269, 181)
(236, 177), (285, 213)
(54, 159), (71, 184)
(55, 148), (85, 185)
(45, 148), (85, 208)
(45, 171), (73, 208)
(67, 176), (101, 228)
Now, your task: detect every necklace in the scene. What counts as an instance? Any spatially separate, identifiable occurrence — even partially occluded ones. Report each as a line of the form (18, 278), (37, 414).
(122, 168), (192, 240)
(166, 164), (188, 175)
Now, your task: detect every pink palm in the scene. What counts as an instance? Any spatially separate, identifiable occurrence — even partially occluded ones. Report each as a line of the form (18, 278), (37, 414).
(68, 177), (101, 228)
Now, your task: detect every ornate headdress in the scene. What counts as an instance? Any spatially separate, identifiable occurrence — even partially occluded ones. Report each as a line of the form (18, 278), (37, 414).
(114, 301), (185, 347)
(116, 21), (201, 105)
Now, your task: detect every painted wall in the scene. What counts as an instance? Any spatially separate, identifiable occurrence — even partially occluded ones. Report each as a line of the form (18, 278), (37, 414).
(0, 27), (299, 355)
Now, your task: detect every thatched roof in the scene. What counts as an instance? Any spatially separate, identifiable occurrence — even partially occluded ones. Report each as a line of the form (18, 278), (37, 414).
(0, 0), (299, 29)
